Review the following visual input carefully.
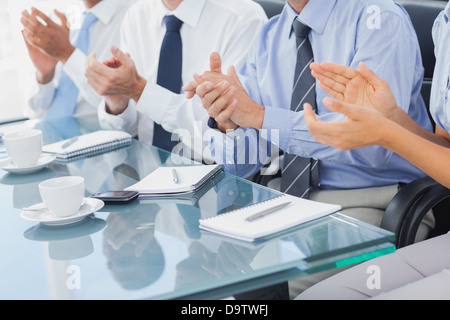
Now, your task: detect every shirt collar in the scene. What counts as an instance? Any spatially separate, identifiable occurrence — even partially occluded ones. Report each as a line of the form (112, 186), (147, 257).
(286, 0), (337, 38)
(87, 0), (121, 25)
(158, 0), (207, 29)
(444, 1), (450, 23)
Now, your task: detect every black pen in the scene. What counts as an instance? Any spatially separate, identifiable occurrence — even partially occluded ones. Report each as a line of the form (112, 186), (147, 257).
(172, 168), (179, 184)
(245, 201), (291, 222)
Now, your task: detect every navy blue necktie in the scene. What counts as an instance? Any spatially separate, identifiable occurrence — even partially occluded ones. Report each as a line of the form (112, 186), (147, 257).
(153, 15), (183, 152)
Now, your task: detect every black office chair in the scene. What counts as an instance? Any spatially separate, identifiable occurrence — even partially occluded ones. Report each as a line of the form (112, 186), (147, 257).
(253, 0), (284, 19)
(380, 0), (450, 248)
(398, 0), (448, 124)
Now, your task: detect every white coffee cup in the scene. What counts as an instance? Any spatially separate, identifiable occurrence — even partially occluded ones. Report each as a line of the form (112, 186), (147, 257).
(3, 129), (43, 168)
(39, 176), (85, 217)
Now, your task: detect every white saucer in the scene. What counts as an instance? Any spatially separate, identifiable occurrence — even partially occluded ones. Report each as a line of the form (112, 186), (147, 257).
(20, 198), (105, 226)
(23, 216), (106, 241)
(0, 154), (56, 174)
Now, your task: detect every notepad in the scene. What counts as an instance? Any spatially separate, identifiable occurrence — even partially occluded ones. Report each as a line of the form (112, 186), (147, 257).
(139, 170), (224, 205)
(42, 130), (133, 161)
(125, 164), (224, 198)
(199, 194), (341, 242)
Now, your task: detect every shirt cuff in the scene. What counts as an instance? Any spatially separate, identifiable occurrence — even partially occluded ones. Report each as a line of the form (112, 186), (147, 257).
(62, 48), (85, 81)
(262, 106), (293, 150)
(26, 81), (56, 118)
(136, 83), (173, 124)
(97, 98), (138, 135)
(208, 117), (218, 129)
(37, 80), (56, 97)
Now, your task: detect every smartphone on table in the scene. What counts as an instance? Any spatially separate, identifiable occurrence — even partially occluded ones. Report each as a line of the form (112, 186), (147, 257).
(90, 190), (139, 204)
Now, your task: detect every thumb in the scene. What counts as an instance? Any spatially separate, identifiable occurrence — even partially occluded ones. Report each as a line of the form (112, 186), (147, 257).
(323, 97), (361, 121)
(111, 45), (130, 65)
(358, 62), (385, 88)
(227, 65), (241, 85)
(303, 103), (318, 127)
(209, 51), (222, 73)
(86, 52), (97, 67)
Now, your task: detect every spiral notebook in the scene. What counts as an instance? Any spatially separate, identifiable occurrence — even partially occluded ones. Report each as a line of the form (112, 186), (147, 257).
(125, 164), (224, 197)
(199, 194), (341, 242)
(42, 130), (133, 161)
(139, 170), (225, 204)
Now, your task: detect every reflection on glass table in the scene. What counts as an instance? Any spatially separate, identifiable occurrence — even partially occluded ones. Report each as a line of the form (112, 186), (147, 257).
(103, 204), (163, 290)
(24, 216), (106, 260)
(0, 116), (396, 300)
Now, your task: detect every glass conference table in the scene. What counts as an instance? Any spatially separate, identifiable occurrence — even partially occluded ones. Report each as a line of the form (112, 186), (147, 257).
(0, 115), (395, 300)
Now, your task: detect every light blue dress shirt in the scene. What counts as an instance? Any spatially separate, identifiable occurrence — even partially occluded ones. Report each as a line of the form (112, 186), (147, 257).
(430, 1), (450, 134)
(210, 0), (432, 190)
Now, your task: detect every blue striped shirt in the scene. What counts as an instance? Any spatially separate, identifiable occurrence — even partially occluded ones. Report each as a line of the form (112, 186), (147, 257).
(210, 0), (432, 190)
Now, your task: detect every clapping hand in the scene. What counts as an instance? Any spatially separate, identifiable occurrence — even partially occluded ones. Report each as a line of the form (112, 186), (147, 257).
(21, 8), (74, 64)
(85, 46), (146, 114)
(310, 61), (398, 120)
(304, 97), (388, 150)
(183, 52), (265, 131)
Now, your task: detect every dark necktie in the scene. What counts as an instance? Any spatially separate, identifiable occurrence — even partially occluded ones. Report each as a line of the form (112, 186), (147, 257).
(153, 15), (183, 152)
(44, 12), (98, 120)
(280, 18), (319, 198)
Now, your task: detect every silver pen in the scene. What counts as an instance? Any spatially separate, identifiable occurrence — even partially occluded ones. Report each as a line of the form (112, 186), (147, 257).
(172, 168), (179, 184)
(246, 201), (291, 222)
(61, 136), (78, 149)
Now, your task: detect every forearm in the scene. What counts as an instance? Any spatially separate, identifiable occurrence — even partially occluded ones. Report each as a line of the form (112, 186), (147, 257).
(233, 100), (265, 129)
(391, 107), (450, 147)
(36, 69), (55, 84)
(128, 76), (147, 103)
(380, 119), (450, 188)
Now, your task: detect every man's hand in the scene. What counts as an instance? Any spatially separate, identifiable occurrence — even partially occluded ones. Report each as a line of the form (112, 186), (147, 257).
(21, 8), (75, 64)
(85, 46), (147, 114)
(22, 30), (57, 84)
(183, 52), (239, 131)
(304, 97), (386, 150)
(183, 52), (265, 131)
(310, 61), (398, 120)
(104, 208), (159, 258)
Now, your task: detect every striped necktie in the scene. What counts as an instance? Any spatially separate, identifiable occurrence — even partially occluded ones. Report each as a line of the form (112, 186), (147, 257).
(44, 12), (98, 120)
(280, 18), (320, 198)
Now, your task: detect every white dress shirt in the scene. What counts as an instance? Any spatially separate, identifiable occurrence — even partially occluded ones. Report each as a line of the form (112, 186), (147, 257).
(97, 0), (268, 163)
(25, 0), (137, 119)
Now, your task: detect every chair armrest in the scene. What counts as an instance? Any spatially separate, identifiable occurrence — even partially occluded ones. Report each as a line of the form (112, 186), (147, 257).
(380, 176), (440, 247)
(397, 183), (450, 248)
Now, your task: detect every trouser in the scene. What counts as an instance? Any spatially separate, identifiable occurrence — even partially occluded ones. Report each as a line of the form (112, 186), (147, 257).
(288, 184), (436, 299)
(296, 232), (450, 300)
(234, 281), (289, 300)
